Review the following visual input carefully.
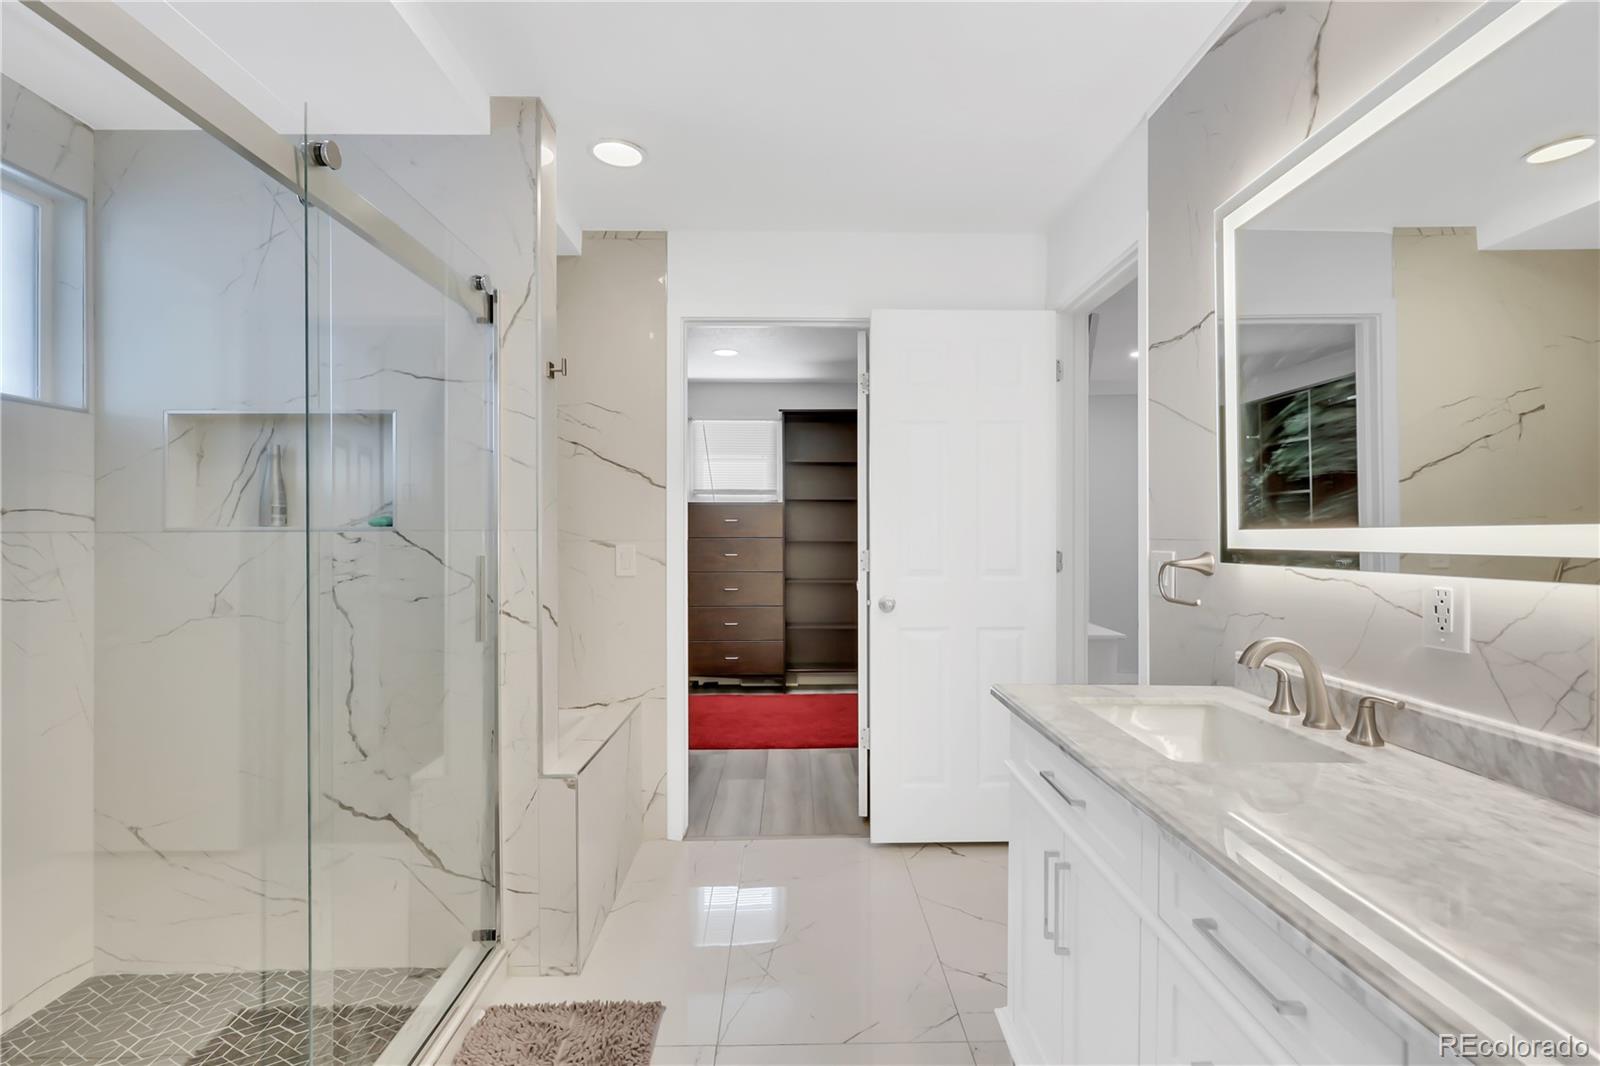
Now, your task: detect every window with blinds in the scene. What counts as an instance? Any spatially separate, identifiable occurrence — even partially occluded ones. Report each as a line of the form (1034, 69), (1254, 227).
(690, 419), (781, 501)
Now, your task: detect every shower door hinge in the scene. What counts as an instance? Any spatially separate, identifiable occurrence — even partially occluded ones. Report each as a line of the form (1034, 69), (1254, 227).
(1056, 359), (1063, 382)
(472, 929), (497, 942)
(1056, 550), (1063, 573)
(858, 371), (869, 395)
(859, 726), (870, 750)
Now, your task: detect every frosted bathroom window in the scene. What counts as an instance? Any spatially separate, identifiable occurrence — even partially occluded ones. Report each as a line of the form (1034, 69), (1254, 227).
(1, 165), (87, 409)
(690, 419), (781, 501)
(1, 186), (40, 400)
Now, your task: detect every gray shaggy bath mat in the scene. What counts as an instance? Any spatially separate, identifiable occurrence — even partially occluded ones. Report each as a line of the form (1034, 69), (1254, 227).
(455, 1001), (664, 1066)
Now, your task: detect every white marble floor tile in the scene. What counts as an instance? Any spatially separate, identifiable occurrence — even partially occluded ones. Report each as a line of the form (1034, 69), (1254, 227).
(713, 1042), (978, 1065)
(718, 839), (963, 1046)
(484, 836), (1010, 1062)
(968, 1039), (1014, 1065)
(904, 845), (1008, 1043)
(491, 840), (747, 1046)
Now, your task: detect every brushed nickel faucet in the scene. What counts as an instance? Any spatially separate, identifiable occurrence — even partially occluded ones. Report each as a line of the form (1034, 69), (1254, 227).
(1238, 638), (1340, 730)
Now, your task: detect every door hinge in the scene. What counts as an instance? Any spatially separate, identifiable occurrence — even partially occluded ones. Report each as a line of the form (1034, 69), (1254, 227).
(858, 371), (870, 395)
(859, 548), (870, 572)
(1056, 550), (1063, 573)
(1055, 359), (1063, 382)
(859, 726), (870, 750)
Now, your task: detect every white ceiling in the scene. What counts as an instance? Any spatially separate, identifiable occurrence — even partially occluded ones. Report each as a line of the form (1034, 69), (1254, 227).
(2, 2), (1234, 235)
(687, 324), (860, 383)
(428, 2), (1233, 232)
(1251, 1), (1598, 250)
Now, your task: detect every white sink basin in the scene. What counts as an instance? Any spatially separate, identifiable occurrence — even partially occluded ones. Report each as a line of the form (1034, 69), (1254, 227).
(1073, 696), (1356, 764)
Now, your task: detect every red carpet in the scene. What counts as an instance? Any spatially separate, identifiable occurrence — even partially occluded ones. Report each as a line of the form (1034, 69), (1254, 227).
(690, 693), (858, 750)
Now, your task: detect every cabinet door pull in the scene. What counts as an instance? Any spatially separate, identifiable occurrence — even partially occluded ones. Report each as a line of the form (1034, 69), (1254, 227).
(723, 587), (740, 592)
(723, 655), (740, 661)
(1192, 917), (1306, 1017)
(723, 552), (739, 557)
(1040, 770), (1086, 809)
(723, 517), (740, 523)
(1051, 859), (1072, 956)
(723, 621), (740, 627)
(1041, 850), (1059, 939)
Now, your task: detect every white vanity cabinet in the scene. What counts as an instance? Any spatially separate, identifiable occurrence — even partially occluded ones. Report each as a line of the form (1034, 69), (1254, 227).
(1002, 715), (1415, 1066)
(1009, 773), (1141, 1066)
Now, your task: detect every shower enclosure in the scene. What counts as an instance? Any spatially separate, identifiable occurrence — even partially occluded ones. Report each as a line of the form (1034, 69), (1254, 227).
(1, 4), (501, 1063)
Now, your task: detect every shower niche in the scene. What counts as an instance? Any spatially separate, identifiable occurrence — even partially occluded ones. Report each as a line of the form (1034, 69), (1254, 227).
(164, 410), (396, 530)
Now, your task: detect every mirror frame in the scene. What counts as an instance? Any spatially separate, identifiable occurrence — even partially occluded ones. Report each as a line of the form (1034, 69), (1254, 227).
(1215, 0), (1598, 563)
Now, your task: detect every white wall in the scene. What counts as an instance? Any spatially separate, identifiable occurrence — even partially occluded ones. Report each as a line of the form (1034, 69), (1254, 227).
(687, 380), (857, 421)
(1046, 126), (1148, 309)
(665, 229), (1046, 838)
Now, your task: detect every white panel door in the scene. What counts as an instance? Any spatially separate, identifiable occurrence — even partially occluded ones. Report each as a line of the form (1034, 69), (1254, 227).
(868, 310), (1056, 842)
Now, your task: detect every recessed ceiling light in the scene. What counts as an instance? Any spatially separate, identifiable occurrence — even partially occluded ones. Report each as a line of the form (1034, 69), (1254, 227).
(592, 139), (645, 168)
(1128, 350), (1140, 360)
(1523, 135), (1595, 164)
(712, 348), (739, 358)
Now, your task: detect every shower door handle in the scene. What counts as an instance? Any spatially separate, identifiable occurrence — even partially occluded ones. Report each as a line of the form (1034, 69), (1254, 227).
(475, 555), (489, 643)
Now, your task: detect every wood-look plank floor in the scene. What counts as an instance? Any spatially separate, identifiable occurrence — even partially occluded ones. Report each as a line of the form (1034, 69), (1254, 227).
(687, 748), (867, 839)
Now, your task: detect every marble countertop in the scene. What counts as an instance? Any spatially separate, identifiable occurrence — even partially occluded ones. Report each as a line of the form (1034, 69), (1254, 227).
(994, 683), (1600, 1058)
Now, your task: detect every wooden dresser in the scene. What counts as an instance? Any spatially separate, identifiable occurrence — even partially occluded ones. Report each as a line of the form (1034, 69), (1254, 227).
(688, 502), (785, 680)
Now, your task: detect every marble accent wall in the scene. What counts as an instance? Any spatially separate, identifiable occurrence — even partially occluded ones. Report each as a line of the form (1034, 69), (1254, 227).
(554, 233), (669, 832)
(1, 75), (97, 1028)
(1146, 3), (1599, 753)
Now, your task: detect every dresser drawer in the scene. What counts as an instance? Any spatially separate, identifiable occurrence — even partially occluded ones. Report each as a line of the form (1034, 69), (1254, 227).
(689, 502), (783, 538)
(689, 537), (783, 572)
(1158, 837), (1407, 1065)
(689, 606), (784, 642)
(689, 640), (784, 676)
(689, 572), (784, 607)
(1010, 716), (1143, 890)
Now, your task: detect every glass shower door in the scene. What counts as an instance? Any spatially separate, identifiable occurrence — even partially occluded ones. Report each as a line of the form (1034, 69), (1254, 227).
(304, 153), (498, 1064)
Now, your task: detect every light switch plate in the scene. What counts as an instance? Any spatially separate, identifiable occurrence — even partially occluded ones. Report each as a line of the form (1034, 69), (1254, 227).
(615, 543), (638, 578)
(1150, 550), (1175, 600)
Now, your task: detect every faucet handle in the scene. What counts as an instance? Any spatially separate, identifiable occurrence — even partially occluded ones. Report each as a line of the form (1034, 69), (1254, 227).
(1264, 663), (1301, 717)
(1347, 696), (1404, 748)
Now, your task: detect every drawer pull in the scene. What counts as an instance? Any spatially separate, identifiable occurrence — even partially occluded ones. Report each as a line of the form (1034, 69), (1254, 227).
(724, 655), (740, 661)
(1192, 917), (1306, 1017)
(723, 621), (740, 627)
(1041, 850), (1059, 939)
(723, 517), (740, 523)
(1051, 858), (1072, 957)
(1040, 770), (1086, 809)
(723, 587), (740, 592)
(723, 552), (739, 557)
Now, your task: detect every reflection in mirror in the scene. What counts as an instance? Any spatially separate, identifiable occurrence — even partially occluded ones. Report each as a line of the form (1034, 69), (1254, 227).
(1223, 1), (1599, 582)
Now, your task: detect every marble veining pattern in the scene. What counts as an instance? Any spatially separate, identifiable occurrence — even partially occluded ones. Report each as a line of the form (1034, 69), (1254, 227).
(996, 683), (1600, 1052)
(1145, 0), (1598, 749)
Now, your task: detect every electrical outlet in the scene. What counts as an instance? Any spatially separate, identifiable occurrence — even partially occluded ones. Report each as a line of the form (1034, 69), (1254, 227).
(615, 543), (637, 578)
(1424, 584), (1470, 653)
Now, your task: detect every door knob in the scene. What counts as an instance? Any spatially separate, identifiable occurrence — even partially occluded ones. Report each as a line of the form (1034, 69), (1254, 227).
(878, 597), (896, 613)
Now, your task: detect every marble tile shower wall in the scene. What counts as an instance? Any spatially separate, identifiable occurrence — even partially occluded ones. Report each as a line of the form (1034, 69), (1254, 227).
(553, 233), (668, 825)
(1146, 3), (1599, 756)
(0, 75), (97, 1026)
(344, 99), (555, 975)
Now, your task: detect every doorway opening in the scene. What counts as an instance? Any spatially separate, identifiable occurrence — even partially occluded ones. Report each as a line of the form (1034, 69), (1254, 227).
(1084, 279), (1141, 683)
(682, 322), (868, 839)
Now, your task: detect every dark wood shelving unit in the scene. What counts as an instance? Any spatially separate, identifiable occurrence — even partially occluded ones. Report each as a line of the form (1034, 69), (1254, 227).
(781, 410), (859, 681)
